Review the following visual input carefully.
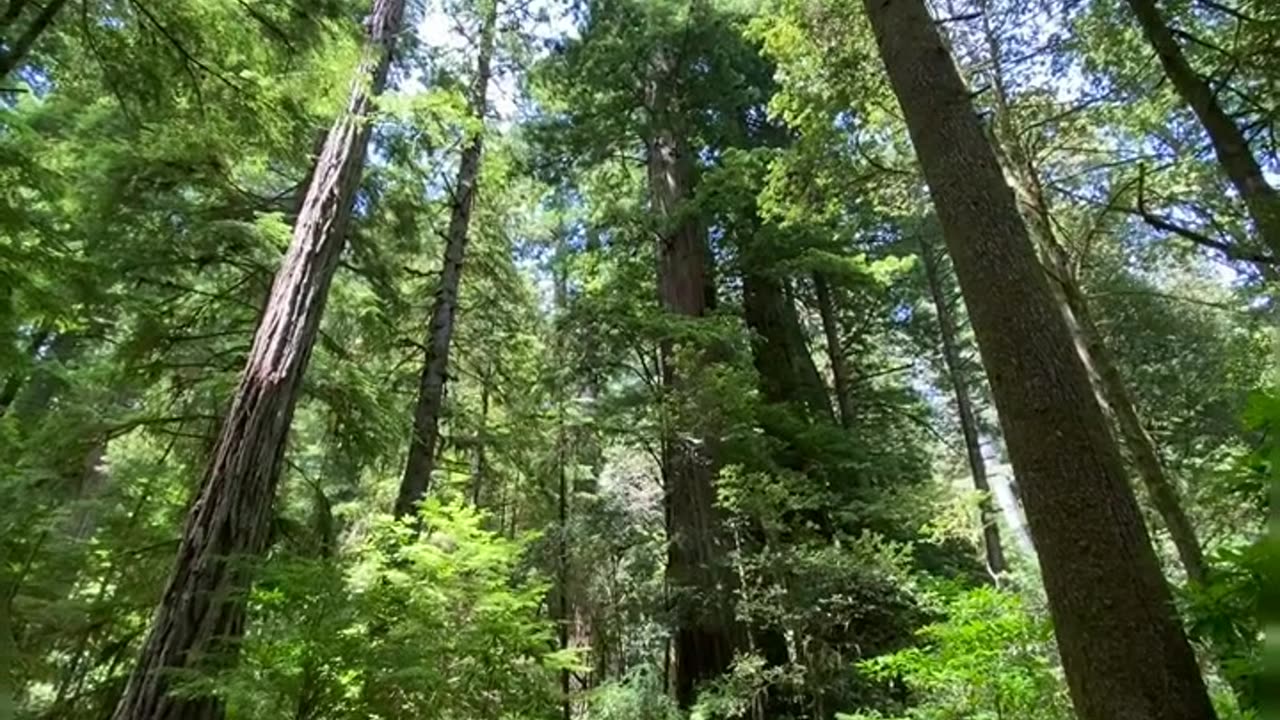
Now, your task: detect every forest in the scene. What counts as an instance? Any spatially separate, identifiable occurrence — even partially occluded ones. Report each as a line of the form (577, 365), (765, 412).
(0, 0), (1275, 718)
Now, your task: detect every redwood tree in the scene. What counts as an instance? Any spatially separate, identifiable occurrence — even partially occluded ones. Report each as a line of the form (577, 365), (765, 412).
(395, 0), (498, 519)
(111, 1), (407, 717)
(645, 42), (738, 709)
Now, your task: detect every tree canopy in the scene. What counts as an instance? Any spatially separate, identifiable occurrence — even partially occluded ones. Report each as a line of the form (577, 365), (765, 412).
(0, 0), (1274, 719)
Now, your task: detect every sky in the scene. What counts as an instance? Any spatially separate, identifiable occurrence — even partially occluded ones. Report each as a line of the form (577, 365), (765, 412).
(415, 0), (576, 123)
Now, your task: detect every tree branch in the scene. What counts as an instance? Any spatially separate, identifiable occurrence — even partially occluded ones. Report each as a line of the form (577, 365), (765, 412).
(1134, 165), (1279, 266)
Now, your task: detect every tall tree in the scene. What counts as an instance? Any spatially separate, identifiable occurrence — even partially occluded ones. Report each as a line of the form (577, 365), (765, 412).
(975, 0), (1208, 588)
(920, 234), (1005, 578)
(110, 1), (408, 717)
(644, 35), (738, 709)
(1125, 0), (1280, 261)
(860, 0), (1217, 718)
(395, 0), (498, 519)
(743, 269), (834, 421)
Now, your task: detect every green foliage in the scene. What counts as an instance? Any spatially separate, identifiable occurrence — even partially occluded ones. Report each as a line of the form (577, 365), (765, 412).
(586, 667), (682, 720)
(848, 586), (1072, 720)
(1, 0), (1273, 718)
(201, 500), (575, 719)
(1179, 387), (1280, 711)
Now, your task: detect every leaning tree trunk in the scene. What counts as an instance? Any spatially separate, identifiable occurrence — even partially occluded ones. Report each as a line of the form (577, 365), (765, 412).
(646, 52), (737, 710)
(1062, 280), (1209, 587)
(394, 3), (496, 519)
(813, 272), (854, 429)
(0, 0), (67, 80)
(110, 2), (406, 718)
(920, 235), (1006, 577)
(1126, 0), (1280, 260)
(861, 1), (1216, 719)
(983, 40), (1210, 589)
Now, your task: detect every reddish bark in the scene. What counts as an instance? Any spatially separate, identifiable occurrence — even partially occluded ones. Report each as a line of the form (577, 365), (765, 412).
(110, 2), (407, 717)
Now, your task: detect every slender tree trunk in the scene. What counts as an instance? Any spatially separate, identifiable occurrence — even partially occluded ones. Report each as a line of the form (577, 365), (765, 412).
(646, 51), (736, 709)
(743, 271), (833, 421)
(557, 412), (572, 720)
(981, 24), (1211, 589)
(813, 273), (854, 429)
(920, 236), (1006, 577)
(1125, 0), (1280, 260)
(862, 1), (1216, 719)
(109, 3), (406, 718)
(394, 4), (496, 519)
(974, 0), (1211, 588)
(1067, 284), (1208, 585)
(0, 0), (66, 79)
(470, 365), (491, 508)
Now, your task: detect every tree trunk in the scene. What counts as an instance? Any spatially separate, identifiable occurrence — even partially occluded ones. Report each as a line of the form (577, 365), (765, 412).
(813, 273), (854, 429)
(470, 365), (491, 508)
(109, 2), (406, 718)
(743, 271), (834, 421)
(394, 4), (496, 519)
(557, 413), (572, 720)
(1066, 282), (1208, 586)
(979, 15), (1210, 589)
(0, 0), (66, 80)
(0, 327), (50, 418)
(861, 1), (1216, 719)
(1126, 0), (1280, 260)
(646, 51), (737, 709)
(920, 235), (1006, 577)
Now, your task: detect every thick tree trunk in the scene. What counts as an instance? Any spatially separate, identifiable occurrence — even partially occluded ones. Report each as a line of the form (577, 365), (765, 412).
(743, 271), (834, 421)
(394, 4), (496, 519)
(1126, 0), (1280, 259)
(109, 3), (406, 718)
(813, 273), (854, 429)
(0, 0), (66, 79)
(920, 236), (1006, 577)
(862, 1), (1216, 719)
(646, 53), (736, 709)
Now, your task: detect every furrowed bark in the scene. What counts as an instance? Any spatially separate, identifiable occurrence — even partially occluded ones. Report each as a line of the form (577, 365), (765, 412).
(645, 47), (737, 709)
(394, 2), (496, 519)
(110, 2), (407, 718)
(861, 1), (1216, 718)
